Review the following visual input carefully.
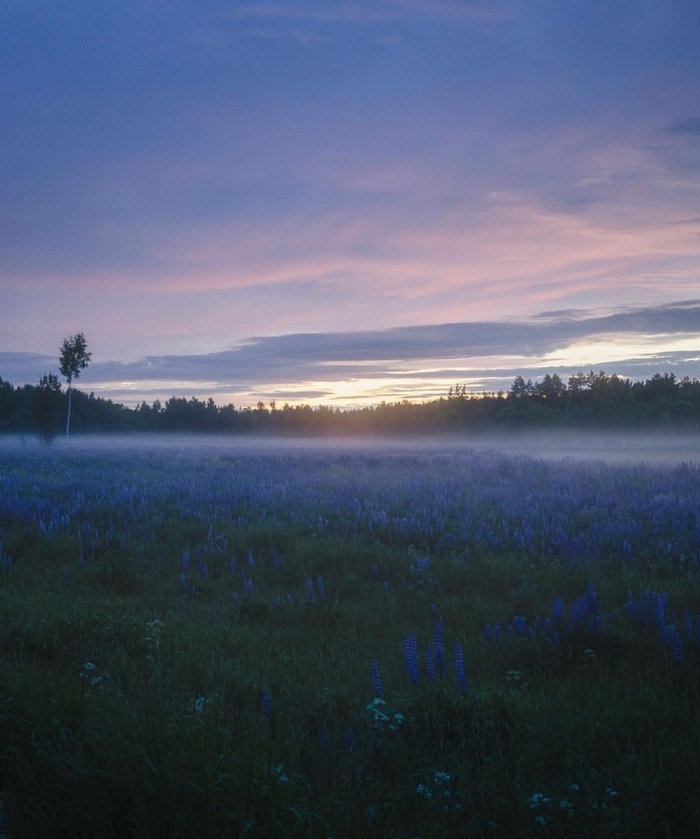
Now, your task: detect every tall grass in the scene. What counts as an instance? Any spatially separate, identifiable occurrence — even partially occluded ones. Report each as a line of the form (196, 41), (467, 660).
(1, 442), (699, 837)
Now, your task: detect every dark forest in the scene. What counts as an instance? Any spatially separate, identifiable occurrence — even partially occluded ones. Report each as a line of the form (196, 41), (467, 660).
(1, 370), (699, 441)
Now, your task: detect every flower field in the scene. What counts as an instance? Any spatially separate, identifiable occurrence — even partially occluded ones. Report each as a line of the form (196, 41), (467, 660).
(1, 439), (699, 837)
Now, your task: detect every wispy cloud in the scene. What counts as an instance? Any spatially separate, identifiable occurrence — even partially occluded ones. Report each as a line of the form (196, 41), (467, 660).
(223, 1), (514, 23)
(667, 116), (700, 135)
(4, 302), (697, 407)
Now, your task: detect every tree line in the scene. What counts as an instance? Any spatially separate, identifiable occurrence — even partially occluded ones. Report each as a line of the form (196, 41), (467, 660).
(1, 369), (699, 441)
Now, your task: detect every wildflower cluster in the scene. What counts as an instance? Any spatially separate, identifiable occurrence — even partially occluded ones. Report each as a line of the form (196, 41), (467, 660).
(189, 694), (216, 716)
(79, 661), (104, 695)
(365, 698), (404, 731)
(528, 790), (575, 827)
(416, 772), (463, 815)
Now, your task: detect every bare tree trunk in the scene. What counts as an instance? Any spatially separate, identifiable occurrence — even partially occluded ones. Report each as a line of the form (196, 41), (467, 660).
(66, 381), (72, 439)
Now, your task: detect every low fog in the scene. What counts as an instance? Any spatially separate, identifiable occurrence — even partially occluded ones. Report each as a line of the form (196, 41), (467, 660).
(0, 430), (698, 466)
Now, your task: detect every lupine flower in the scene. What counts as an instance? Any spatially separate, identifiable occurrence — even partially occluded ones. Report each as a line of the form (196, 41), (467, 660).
(683, 610), (693, 640)
(317, 575), (326, 600)
(434, 619), (445, 675)
(426, 645), (436, 681)
(415, 556), (430, 574)
(586, 581), (598, 614)
(261, 688), (273, 724)
(345, 726), (355, 751)
(402, 633), (419, 684)
(370, 659), (384, 699)
(454, 643), (468, 694)
(306, 576), (314, 602)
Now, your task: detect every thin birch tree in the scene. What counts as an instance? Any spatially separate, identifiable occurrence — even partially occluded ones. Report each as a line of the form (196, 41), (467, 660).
(59, 333), (92, 439)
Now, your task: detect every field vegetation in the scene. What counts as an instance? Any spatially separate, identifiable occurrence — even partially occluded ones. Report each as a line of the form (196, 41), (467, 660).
(1, 440), (699, 837)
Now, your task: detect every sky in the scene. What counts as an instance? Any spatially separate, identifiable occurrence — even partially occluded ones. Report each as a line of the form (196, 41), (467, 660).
(1, 0), (699, 409)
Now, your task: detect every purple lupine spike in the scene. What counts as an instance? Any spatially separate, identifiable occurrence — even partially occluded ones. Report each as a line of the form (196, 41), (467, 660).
(552, 597), (564, 624)
(655, 593), (667, 632)
(494, 622), (502, 642)
(261, 688), (273, 723)
(586, 582), (598, 615)
(370, 659), (384, 699)
(345, 726), (355, 752)
(402, 634), (419, 684)
(306, 576), (314, 602)
(434, 618), (445, 675)
(317, 575), (326, 600)
(182, 549), (190, 572)
(454, 644), (468, 694)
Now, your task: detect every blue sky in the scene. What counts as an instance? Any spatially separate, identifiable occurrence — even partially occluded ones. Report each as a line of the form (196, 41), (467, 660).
(2, 1), (699, 407)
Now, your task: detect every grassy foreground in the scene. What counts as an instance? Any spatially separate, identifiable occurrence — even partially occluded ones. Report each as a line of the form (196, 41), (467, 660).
(1, 440), (700, 838)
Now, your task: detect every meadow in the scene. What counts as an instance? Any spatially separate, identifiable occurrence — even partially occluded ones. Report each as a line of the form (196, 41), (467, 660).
(1, 435), (699, 838)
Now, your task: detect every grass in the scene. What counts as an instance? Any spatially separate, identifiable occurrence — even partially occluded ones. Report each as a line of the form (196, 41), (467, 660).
(1, 440), (700, 837)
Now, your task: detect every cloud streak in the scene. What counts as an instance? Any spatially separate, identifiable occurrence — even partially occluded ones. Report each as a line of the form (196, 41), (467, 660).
(3, 302), (698, 406)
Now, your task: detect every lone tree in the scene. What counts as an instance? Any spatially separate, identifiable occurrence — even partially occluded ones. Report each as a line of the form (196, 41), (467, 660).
(59, 333), (92, 438)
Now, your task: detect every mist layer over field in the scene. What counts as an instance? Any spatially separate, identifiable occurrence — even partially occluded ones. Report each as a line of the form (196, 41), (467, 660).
(1, 429), (698, 466)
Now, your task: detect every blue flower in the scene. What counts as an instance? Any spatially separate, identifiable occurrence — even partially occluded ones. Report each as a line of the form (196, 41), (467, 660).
(261, 688), (273, 723)
(402, 633), (419, 684)
(454, 643), (468, 694)
(370, 659), (384, 699)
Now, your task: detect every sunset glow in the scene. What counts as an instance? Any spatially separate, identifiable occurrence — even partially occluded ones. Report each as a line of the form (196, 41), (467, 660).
(2, 1), (699, 407)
